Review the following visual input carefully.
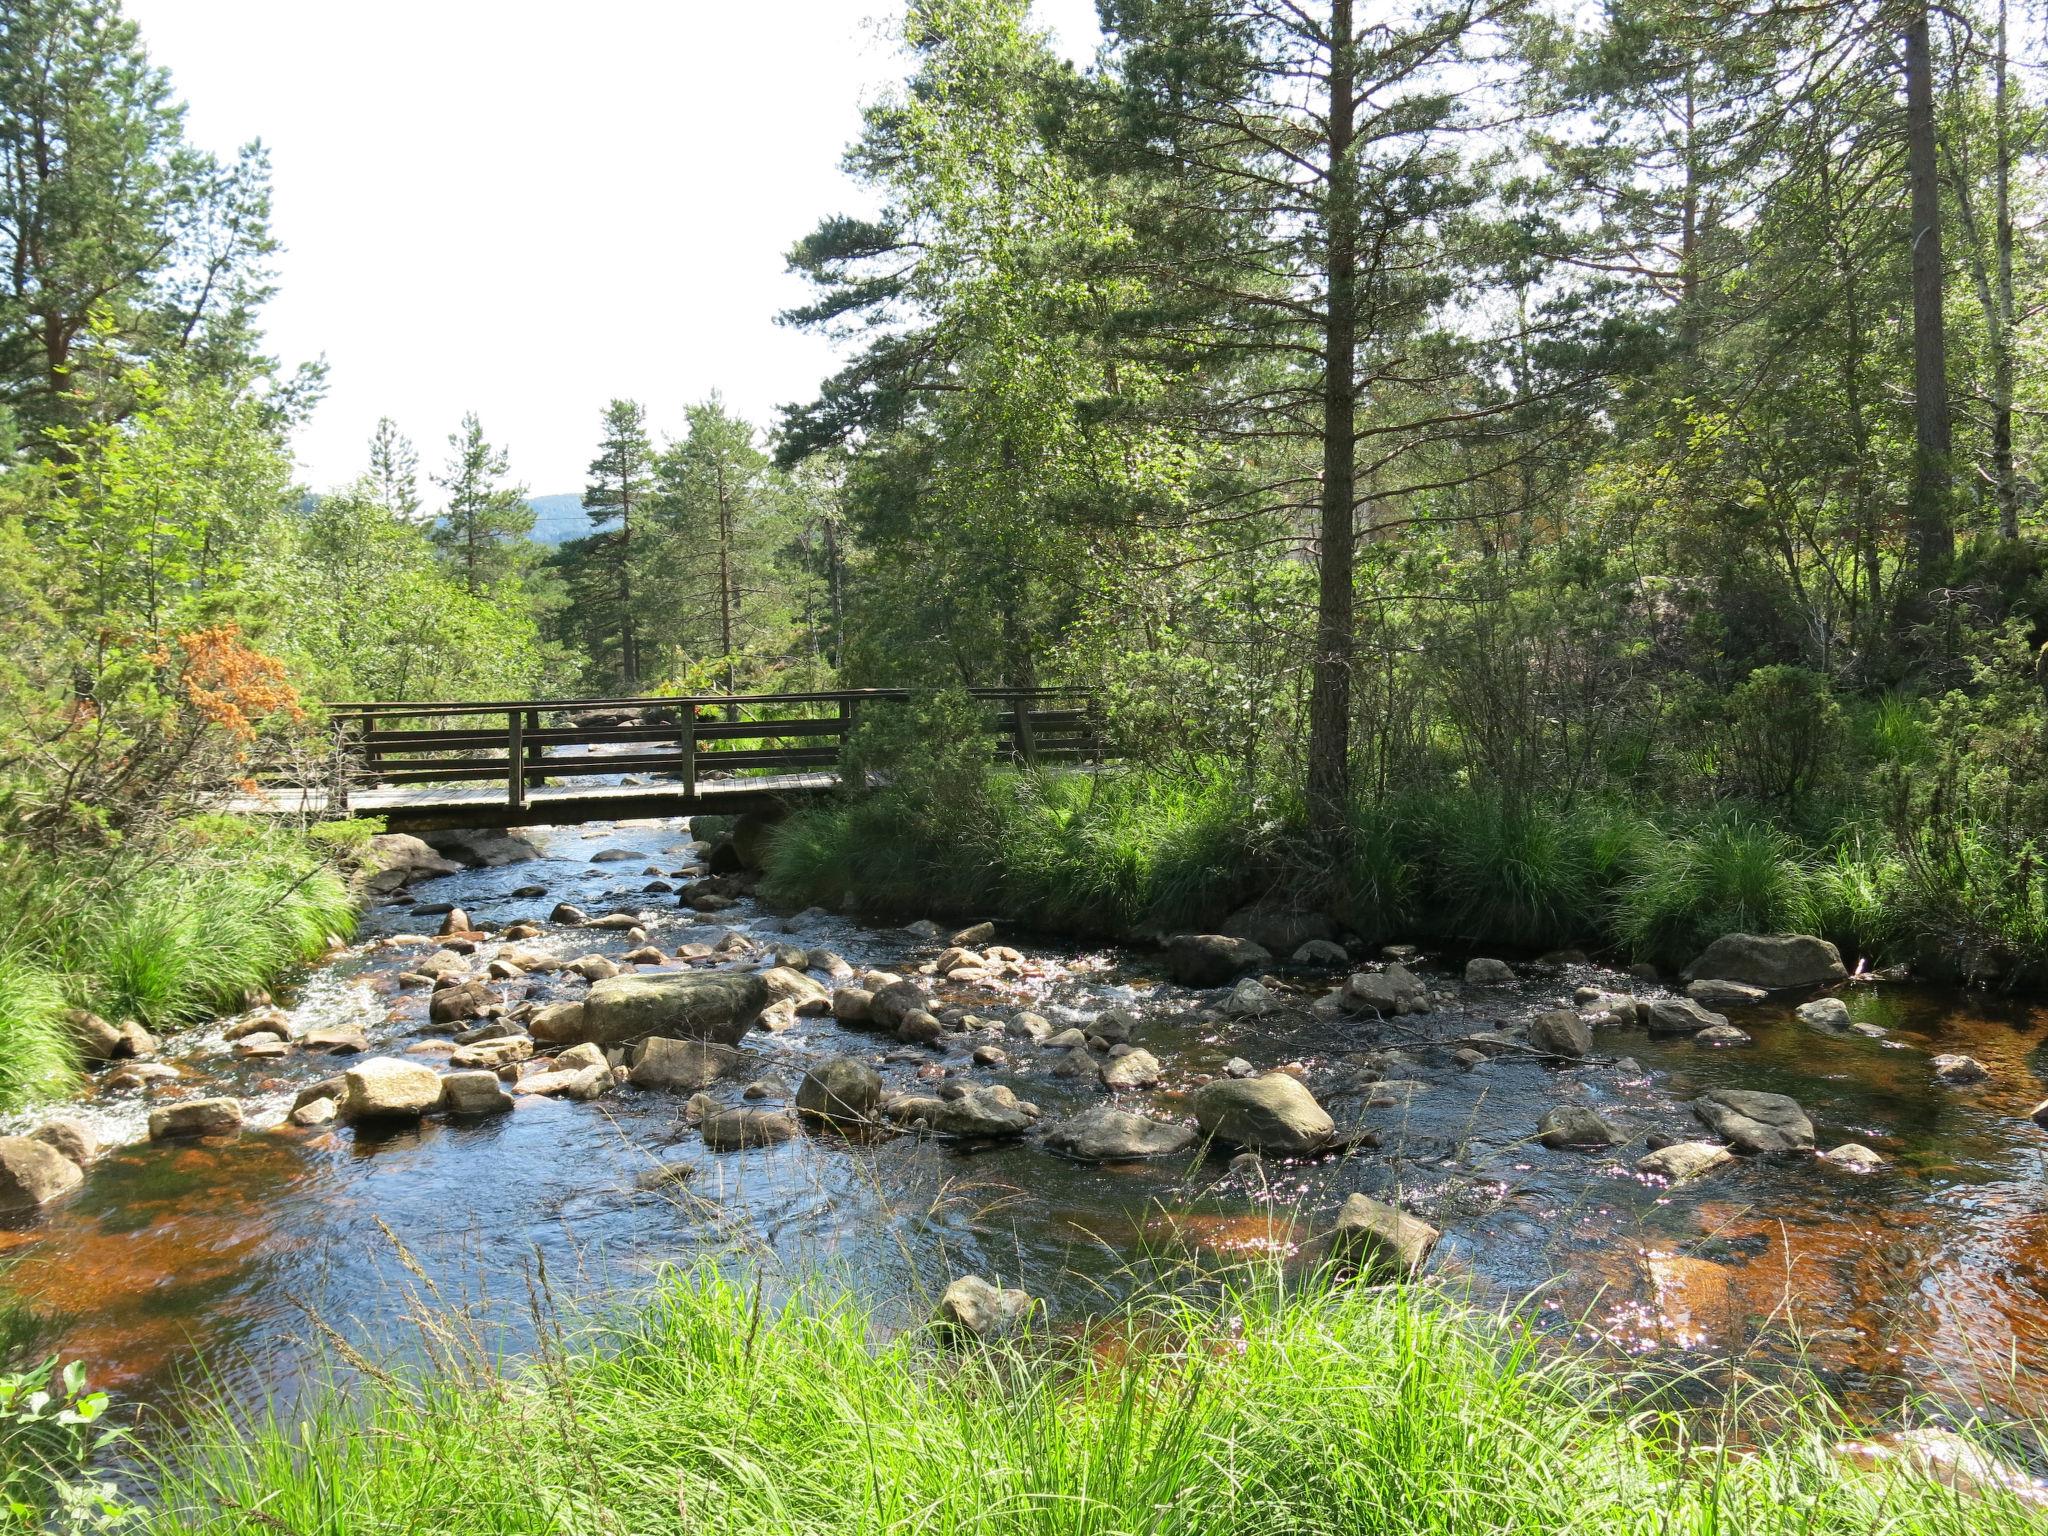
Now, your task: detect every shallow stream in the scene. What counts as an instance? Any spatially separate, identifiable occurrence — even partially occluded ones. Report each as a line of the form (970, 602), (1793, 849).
(6, 812), (2048, 1436)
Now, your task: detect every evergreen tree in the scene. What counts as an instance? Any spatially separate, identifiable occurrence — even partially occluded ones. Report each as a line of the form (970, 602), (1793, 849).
(581, 398), (654, 691)
(368, 416), (421, 520)
(429, 412), (532, 594)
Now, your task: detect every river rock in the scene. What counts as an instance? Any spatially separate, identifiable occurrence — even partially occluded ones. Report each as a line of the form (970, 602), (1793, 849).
(1683, 933), (1847, 991)
(1933, 1053), (1989, 1086)
(63, 1009), (124, 1063)
(869, 979), (929, 1030)
(362, 833), (461, 893)
(517, 1060), (612, 1100)
(1052, 1049), (1104, 1082)
(422, 828), (542, 867)
(1193, 1074), (1333, 1156)
(28, 1119), (95, 1167)
(897, 1010), (945, 1047)
(935, 1276), (1032, 1340)
(628, 1037), (746, 1091)
(886, 1085), (1033, 1138)
(148, 1097), (244, 1140)
(1323, 1193), (1438, 1281)
(759, 966), (831, 1014)
(0, 1137), (83, 1210)
(1795, 997), (1854, 1031)
(1636, 1141), (1734, 1184)
(1538, 1106), (1625, 1149)
(1526, 1009), (1592, 1059)
(436, 907), (472, 937)
(1043, 1105), (1195, 1161)
(1163, 933), (1271, 987)
(795, 1057), (883, 1125)
(831, 987), (876, 1026)
(290, 1097), (338, 1127)
(549, 902), (589, 926)
(1692, 1088), (1814, 1153)
(1342, 963), (1428, 1016)
(1465, 957), (1516, 986)
(578, 971), (769, 1047)
(1686, 978), (1768, 1008)
(1100, 1048), (1162, 1090)
(696, 1104), (799, 1150)
(527, 1001), (588, 1045)
(428, 980), (499, 1025)
(1695, 1022), (1753, 1046)
(1646, 997), (1725, 1035)
(300, 1026), (369, 1055)
(951, 921), (996, 947)
(440, 1069), (513, 1116)
(449, 1036), (533, 1071)
(1222, 978), (1282, 1018)
(1006, 1011), (1052, 1042)
(1822, 1142), (1886, 1171)
(342, 1058), (444, 1121)
(1089, 1009), (1136, 1045)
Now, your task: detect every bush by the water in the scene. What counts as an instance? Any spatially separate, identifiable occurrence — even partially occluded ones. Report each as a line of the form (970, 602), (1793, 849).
(0, 818), (356, 1110)
(143, 1264), (2046, 1534)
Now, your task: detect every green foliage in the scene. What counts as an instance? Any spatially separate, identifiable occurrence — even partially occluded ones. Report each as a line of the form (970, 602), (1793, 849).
(1615, 815), (1820, 965)
(0, 1355), (133, 1532)
(429, 412), (534, 594)
(143, 1264), (2048, 1536)
(0, 948), (76, 1109)
(1421, 794), (1603, 951)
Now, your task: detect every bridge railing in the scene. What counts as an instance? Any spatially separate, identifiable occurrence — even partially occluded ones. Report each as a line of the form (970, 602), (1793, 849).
(308, 687), (1103, 813)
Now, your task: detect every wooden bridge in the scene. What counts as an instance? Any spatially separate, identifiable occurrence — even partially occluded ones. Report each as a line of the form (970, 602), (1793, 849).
(240, 687), (1104, 833)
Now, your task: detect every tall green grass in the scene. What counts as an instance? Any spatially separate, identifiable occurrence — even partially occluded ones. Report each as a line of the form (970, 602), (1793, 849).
(144, 1264), (2048, 1535)
(1612, 814), (1820, 966)
(0, 817), (356, 1110)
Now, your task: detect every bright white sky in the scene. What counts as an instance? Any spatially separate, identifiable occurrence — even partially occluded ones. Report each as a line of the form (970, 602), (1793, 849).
(124, 0), (1102, 501)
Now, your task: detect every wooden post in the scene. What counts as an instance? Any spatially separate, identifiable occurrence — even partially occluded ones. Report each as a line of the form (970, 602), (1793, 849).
(326, 718), (351, 817)
(525, 709), (541, 793)
(361, 712), (378, 785)
(506, 709), (525, 811)
(681, 704), (698, 800)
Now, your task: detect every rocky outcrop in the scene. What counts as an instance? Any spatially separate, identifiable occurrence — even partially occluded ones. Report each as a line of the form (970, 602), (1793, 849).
(342, 1058), (445, 1122)
(1192, 1075), (1334, 1156)
(1683, 933), (1847, 991)
(1323, 1193), (1438, 1281)
(1043, 1105), (1195, 1161)
(935, 1276), (1033, 1340)
(421, 828), (543, 867)
(1162, 934), (1271, 987)
(1692, 1088), (1814, 1153)
(795, 1058), (883, 1126)
(578, 971), (769, 1047)
(0, 1137), (83, 1211)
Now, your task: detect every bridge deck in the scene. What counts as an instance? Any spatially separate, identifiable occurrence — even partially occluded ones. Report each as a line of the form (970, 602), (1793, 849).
(228, 771), (839, 833)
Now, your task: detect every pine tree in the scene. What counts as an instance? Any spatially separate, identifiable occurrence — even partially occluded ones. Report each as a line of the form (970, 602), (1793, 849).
(429, 412), (531, 594)
(367, 416), (420, 520)
(582, 398), (654, 691)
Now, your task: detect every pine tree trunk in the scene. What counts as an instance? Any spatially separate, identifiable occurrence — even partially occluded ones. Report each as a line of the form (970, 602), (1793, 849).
(1904, 2), (1955, 583)
(1993, 0), (2019, 538)
(1306, 0), (1358, 861)
(620, 485), (638, 691)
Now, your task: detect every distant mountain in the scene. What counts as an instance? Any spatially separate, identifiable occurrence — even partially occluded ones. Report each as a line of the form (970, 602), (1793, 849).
(526, 493), (595, 546)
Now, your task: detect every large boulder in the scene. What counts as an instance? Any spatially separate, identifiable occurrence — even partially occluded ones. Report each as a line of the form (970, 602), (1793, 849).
(342, 1057), (445, 1122)
(1043, 1105), (1196, 1162)
(1646, 997), (1725, 1036)
(421, 828), (543, 867)
(1192, 1074), (1334, 1156)
(0, 1137), (83, 1211)
(795, 1057), (883, 1126)
(1692, 1088), (1814, 1153)
(885, 1085), (1034, 1139)
(1525, 1009), (1592, 1058)
(148, 1097), (243, 1140)
(1682, 933), (1847, 991)
(361, 833), (461, 893)
(578, 971), (769, 1047)
(1323, 1193), (1438, 1281)
(628, 1037), (747, 1091)
(1162, 934), (1271, 988)
(935, 1276), (1033, 1340)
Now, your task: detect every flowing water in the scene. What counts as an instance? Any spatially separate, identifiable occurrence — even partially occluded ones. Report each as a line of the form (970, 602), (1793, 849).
(6, 812), (2048, 1438)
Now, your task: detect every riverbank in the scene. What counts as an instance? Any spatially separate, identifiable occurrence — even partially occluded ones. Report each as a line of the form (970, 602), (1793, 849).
(759, 767), (2012, 984)
(0, 818), (361, 1112)
(137, 1261), (2045, 1533)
